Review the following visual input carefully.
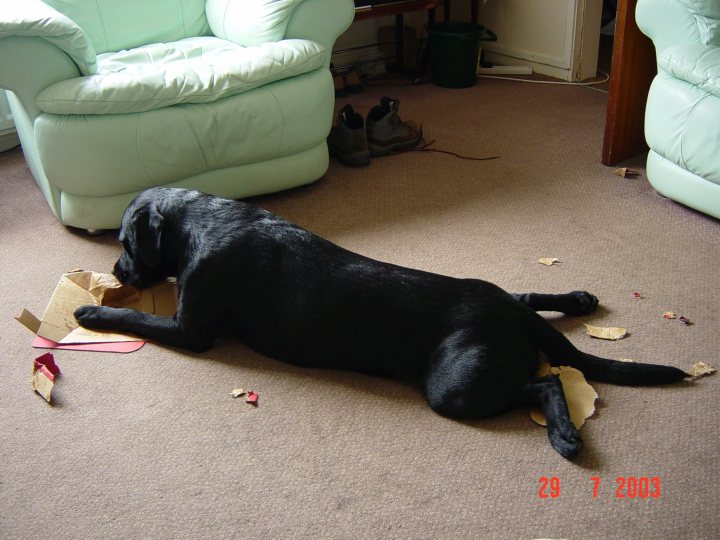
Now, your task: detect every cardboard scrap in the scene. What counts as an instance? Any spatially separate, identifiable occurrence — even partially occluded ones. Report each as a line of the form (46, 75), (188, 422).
(583, 323), (627, 340)
(538, 258), (559, 266)
(231, 388), (258, 406)
(531, 362), (598, 429)
(15, 270), (177, 347)
(614, 167), (640, 178)
(662, 311), (693, 326)
(32, 352), (60, 403)
(689, 362), (716, 379)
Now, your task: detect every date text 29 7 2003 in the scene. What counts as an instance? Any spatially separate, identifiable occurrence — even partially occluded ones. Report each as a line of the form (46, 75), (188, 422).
(538, 476), (661, 499)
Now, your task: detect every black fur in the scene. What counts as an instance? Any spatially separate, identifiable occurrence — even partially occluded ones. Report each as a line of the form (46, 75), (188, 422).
(75, 188), (689, 458)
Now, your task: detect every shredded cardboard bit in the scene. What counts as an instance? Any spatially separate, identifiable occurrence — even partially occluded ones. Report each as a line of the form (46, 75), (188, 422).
(31, 352), (61, 403)
(231, 388), (258, 405)
(538, 258), (559, 266)
(531, 362), (598, 429)
(583, 323), (627, 341)
(663, 312), (693, 326)
(614, 167), (640, 178)
(689, 362), (716, 379)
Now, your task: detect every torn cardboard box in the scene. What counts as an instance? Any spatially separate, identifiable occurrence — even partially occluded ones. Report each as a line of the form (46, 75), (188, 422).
(16, 270), (177, 346)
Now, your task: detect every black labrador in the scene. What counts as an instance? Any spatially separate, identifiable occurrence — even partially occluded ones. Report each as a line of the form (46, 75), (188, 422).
(75, 187), (689, 458)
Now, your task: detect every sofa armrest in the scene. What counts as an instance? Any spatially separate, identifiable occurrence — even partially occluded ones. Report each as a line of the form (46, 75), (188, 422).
(0, 0), (97, 76)
(636, 0), (708, 55)
(285, 0), (355, 51)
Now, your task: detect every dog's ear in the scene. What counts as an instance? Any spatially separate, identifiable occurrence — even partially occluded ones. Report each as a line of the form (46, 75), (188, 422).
(135, 203), (164, 268)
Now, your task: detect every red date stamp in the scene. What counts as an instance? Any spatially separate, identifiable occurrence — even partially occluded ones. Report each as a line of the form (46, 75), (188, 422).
(538, 476), (661, 499)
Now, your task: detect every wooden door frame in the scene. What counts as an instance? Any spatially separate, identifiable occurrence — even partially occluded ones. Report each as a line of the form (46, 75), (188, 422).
(601, 0), (657, 165)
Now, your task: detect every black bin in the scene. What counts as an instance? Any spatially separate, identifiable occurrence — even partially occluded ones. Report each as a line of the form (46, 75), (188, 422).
(428, 22), (497, 88)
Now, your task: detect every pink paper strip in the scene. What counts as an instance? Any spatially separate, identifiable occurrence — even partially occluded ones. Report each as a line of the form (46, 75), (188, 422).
(32, 336), (145, 353)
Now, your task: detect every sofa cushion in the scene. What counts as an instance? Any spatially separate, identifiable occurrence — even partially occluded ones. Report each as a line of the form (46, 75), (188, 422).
(660, 44), (720, 99)
(206, 0), (303, 46)
(34, 67), (334, 197)
(43, 0), (210, 54)
(35, 36), (326, 115)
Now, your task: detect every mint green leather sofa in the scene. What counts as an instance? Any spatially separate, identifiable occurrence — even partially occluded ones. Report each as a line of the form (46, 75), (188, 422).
(0, 0), (354, 230)
(636, 0), (720, 219)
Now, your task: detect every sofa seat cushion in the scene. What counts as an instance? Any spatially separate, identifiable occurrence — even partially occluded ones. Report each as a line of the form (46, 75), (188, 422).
(35, 36), (326, 115)
(660, 45), (720, 99)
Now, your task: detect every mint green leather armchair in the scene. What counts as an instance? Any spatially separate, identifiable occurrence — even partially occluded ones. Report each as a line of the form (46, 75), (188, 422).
(636, 0), (720, 219)
(0, 0), (354, 230)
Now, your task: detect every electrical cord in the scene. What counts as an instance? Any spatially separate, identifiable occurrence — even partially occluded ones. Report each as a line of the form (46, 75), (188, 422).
(477, 70), (610, 87)
(409, 139), (500, 161)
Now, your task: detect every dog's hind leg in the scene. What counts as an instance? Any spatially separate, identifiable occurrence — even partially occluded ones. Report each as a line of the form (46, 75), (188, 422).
(512, 291), (598, 316)
(525, 375), (583, 459)
(422, 328), (535, 419)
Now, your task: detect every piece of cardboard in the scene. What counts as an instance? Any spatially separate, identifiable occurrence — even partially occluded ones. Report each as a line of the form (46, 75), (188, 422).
(16, 270), (177, 345)
(31, 352), (61, 403)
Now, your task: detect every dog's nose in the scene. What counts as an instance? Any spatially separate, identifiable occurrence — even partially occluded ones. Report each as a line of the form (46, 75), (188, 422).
(112, 263), (128, 283)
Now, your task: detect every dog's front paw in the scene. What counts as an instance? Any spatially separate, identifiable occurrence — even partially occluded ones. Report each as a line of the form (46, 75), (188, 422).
(74, 305), (115, 330)
(567, 291), (599, 316)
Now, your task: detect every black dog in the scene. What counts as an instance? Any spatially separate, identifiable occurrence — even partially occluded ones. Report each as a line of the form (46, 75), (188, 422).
(75, 187), (689, 458)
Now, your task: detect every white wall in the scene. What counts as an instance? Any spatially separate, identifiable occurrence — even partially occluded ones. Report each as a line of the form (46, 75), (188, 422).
(468, 0), (601, 81)
(331, 0), (602, 82)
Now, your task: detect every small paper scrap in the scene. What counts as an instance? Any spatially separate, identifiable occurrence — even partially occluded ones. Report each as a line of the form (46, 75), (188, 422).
(531, 363), (598, 429)
(32, 352), (60, 403)
(583, 323), (627, 340)
(231, 388), (258, 406)
(663, 312), (693, 325)
(689, 362), (716, 379)
(614, 167), (639, 178)
(538, 258), (559, 266)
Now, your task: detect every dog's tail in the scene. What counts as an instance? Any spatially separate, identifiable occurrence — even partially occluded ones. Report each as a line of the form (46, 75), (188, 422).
(528, 312), (689, 386)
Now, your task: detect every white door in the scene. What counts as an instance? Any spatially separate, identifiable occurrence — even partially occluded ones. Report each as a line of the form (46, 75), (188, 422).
(475, 0), (603, 81)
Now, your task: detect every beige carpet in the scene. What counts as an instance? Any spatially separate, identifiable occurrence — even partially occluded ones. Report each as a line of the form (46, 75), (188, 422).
(1, 78), (718, 540)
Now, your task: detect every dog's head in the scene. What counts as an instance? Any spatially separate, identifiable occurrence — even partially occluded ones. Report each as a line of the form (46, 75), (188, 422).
(114, 188), (172, 288)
